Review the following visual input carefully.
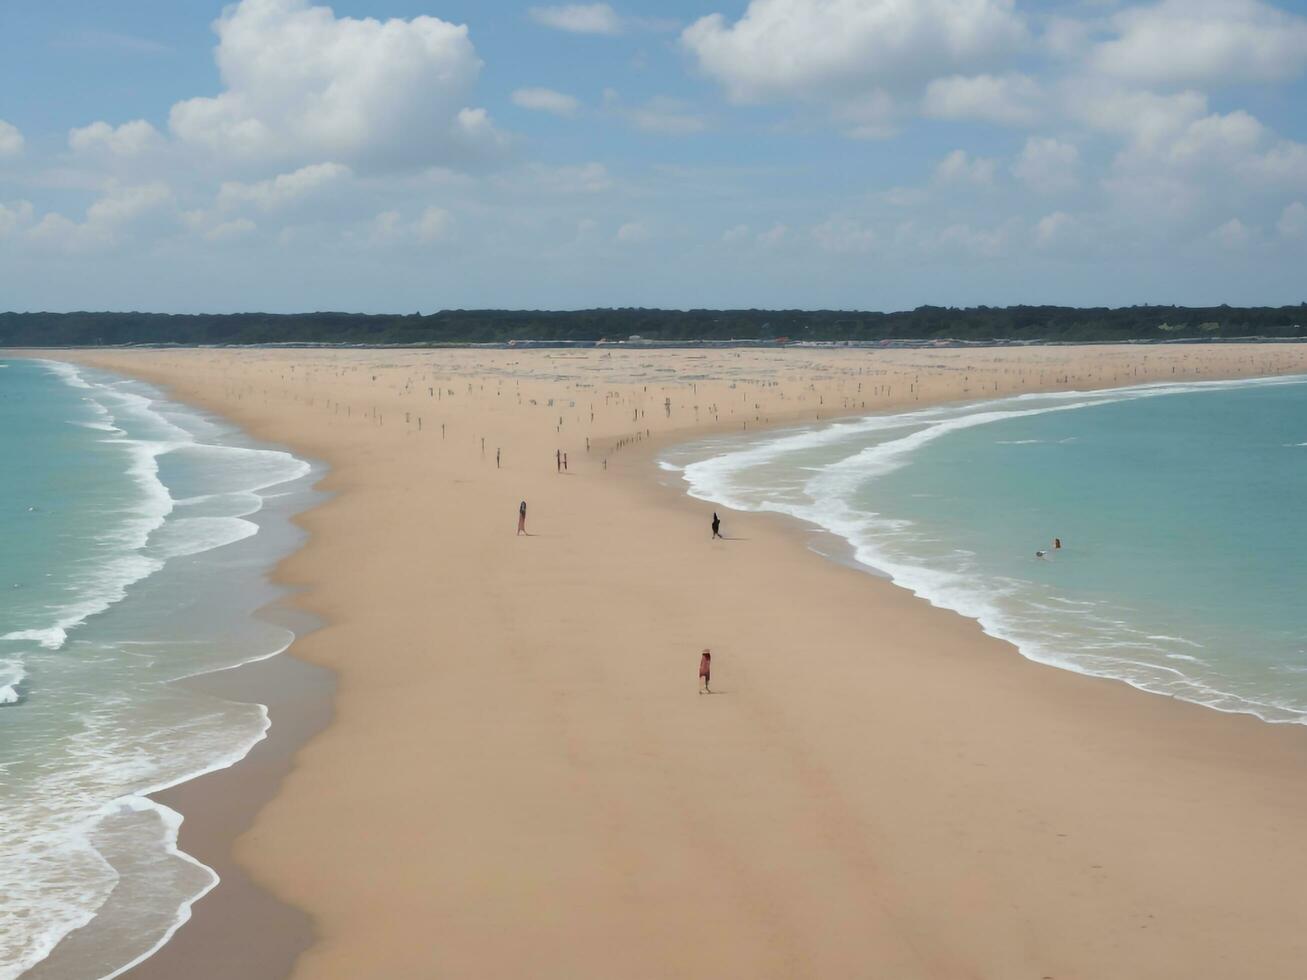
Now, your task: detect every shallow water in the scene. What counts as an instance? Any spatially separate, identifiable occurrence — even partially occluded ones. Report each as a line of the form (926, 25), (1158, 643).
(0, 359), (320, 979)
(665, 374), (1307, 724)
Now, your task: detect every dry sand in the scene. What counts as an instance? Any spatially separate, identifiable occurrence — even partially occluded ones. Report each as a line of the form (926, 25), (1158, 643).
(39, 343), (1307, 979)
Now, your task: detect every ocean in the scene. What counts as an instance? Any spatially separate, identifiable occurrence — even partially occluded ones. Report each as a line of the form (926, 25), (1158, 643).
(0, 358), (320, 979)
(665, 373), (1307, 725)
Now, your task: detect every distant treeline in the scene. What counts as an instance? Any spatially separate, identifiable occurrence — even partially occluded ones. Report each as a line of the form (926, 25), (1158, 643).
(2, 305), (1306, 347)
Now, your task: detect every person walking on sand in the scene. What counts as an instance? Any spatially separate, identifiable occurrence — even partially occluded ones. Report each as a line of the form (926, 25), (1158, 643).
(517, 500), (527, 535)
(699, 648), (712, 694)
(712, 512), (722, 539)
(556, 449), (561, 473)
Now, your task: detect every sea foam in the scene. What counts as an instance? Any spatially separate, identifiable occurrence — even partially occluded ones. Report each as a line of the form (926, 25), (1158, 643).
(672, 373), (1307, 726)
(0, 361), (317, 979)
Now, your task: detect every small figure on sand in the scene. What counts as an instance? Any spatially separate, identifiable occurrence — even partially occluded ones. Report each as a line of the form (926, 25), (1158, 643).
(556, 449), (561, 473)
(699, 648), (712, 694)
(711, 512), (722, 539)
(517, 500), (527, 535)
(563, 452), (568, 471)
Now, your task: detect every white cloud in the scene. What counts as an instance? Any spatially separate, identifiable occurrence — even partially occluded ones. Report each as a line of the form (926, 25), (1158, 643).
(167, 0), (502, 170)
(217, 162), (352, 211)
(812, 216), (877, 253)
(935, 149), (996, 185)
(416, 206), (454, 242)
(27, 214), (84, 249)
(28, 183), (175, 251)
(1076, 87), (1208, 151)
(453, 108), (512, 158)
(1094, 99), (1307, 226)
(0, 120), (24, 158)
(1104, 104), (1307, 192)
(923, 73), (1041, 126)
(529, 3), (623, 35)
(616, 220), (649, 243)
(1210, 217), (1251, 249)
(1278, 201), (1307, 239)
(723, 223), (751, 243)
(85, 183), (173, 228)
(1091, 0), (1307, 87)
(1167, 110), (1265, 165)
(758, 223), (787, 246)
(512, 88), (580, 116)
(0, 200), (34, 237)
(1241, 141), (1307, 186)
(206, 218), (257, 241)
(367, 206), (455, 246)
(1034, 210), (1077, 247)
(682, 0), (1027, 104)
(1013, 137), (1080, 194)
(1042, 16), (1093, 60)
(69, 120), (163, 157)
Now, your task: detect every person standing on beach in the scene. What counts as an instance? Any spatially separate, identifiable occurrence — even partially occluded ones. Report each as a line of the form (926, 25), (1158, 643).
(699, 648), (712, 694)
(712, 513), (722, 539)
(517, 500), (527, 535)
(556, 449), (561, 472)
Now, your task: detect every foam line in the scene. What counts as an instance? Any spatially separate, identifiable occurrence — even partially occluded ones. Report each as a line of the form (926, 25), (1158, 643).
(5, 361), (317, 978)
(674, 372), (1307, 726)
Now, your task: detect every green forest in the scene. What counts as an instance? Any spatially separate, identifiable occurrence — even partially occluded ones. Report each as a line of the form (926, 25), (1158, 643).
(2, 305), (1305, 347)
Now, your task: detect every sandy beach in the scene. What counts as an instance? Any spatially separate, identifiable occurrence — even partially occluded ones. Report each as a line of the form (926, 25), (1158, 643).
(33, 343), (1307, 979)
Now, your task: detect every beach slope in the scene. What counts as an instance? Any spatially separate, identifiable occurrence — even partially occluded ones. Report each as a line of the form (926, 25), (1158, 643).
(51, 344), (1307, 980)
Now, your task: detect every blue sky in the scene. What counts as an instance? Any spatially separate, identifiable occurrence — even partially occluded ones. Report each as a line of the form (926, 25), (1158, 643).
(1, 0), (1305, 313)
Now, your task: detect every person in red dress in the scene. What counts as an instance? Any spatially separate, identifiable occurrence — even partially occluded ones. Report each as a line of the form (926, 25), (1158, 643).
(699, 648), (712, 694)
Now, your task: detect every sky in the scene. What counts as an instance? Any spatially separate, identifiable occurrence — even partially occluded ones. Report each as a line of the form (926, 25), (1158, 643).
(1, 0), (1305, 314)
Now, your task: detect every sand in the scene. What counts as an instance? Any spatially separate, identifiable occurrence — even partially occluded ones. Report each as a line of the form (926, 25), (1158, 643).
(31, 343), (1307, 979)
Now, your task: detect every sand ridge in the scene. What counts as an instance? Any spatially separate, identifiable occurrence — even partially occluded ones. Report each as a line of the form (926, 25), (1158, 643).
(42, 343), (1307, 979)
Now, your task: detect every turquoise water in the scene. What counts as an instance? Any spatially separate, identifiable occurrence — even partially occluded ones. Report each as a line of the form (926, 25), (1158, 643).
(667, 374), (1307, 723)
(0, 359), (319, 979)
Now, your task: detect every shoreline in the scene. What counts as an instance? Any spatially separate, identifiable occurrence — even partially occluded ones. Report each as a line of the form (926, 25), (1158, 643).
(124, 643), (333, 980)
(663, 370), (1307, 728)
(25, 344), (1307, 979)
(10, 361), (333, 980)
(30, 648), (334, 980)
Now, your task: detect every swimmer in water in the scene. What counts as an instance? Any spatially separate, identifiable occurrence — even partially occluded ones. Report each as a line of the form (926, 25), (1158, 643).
(1035, 550), (1048, 559)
